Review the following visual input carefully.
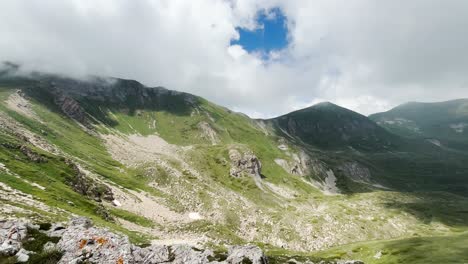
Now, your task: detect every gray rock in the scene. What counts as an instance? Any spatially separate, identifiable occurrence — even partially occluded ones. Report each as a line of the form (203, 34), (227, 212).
(70, 217), (93, 228)
(15, 248), (30, 263)
(226, 245), (268, 264)
(132, 244), (171, 263)
(170, 244), (215, 264)
(336, 261), (364, 264)
(0, 220), (28, 256)
(57, 218), (133, 264)
(229, 149), (262, 178)
(46, 222), (67, 237)
(22, 217), (272, 264)
(43, 241), (57, 252)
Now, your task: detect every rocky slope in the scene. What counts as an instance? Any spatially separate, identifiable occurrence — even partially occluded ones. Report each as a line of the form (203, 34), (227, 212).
(0, 67), (467, 263)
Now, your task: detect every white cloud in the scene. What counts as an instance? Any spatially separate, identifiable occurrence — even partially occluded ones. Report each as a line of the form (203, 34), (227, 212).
(1, 0), (468, 118)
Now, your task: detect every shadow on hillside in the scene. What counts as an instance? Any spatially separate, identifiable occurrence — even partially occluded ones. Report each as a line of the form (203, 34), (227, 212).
(19, 76), (197, 128)
(382, 192), (468, 229)
(376, 232), (468, 263)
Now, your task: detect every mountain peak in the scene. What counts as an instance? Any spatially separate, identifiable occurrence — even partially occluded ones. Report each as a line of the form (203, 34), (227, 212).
(268, 102), (398, 150)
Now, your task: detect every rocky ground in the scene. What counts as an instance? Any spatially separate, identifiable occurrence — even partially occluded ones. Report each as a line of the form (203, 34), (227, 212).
(0, 217), (364, 264)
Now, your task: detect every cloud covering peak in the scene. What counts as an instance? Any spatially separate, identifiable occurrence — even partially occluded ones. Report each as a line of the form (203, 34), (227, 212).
(1, 0), (468, 117)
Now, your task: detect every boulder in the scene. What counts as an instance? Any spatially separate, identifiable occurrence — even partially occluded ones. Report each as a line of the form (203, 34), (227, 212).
(170, 244), (216, 264)
(226, 245), (268, 264)
(56, 217), (134, 264)
(0, 220), (28, 256)
(132, 244), (171, 263)
(15, 248), (30, 262)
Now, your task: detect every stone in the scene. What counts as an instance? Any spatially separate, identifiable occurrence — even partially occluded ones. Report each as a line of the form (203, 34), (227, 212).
(170, 244), (215, 264)
(0, 217), (272, 264)
(70, 217), (93, 228)
(56, 218), (133, 264)
(15, 248), (30, 262)
(132, 244), (171, 263)
(43, 241), (57, 252)
(0, 220), (28, 256)
(47, 223), (67, 237)
(112, 199), (122, 207)
(226, 245), (268, 264)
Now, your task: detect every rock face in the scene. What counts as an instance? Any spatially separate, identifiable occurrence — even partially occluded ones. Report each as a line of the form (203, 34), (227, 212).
(54, 91), (88, 124)
(0, 220), (28, 257)
(226, 245), (269, 264)
(57, 217), (134, 264)
(0, 143), (48, 163)
(65, 160), (114, 202)
(54, 217), (269, 264)
(338, 162), (372, 183)
(0, 217), (366, 264)
(228, 149), (262, 178)
(25, 76), (199, 123)
(275, 151), (311, 176)
(19, 145), (48, 163)
(198, 121), (220, 145)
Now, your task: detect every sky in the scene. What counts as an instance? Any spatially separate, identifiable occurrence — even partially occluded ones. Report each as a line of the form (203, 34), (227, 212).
(231, 7), (288, 54)
(1, 0), (468, 118)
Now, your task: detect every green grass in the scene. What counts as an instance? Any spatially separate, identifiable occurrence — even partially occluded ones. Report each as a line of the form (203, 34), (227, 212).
(110, 208), (155, 228)
(310, 232), (468, 264)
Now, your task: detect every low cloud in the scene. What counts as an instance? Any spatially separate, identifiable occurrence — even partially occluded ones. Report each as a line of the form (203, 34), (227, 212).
(1, 0), (468, 117)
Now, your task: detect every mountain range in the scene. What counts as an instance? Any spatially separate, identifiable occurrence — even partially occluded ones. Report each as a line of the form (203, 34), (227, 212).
(0, 65), (467, 263)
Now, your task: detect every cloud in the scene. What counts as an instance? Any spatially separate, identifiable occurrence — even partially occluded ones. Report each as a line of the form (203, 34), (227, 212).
(1, 0), (468, 117)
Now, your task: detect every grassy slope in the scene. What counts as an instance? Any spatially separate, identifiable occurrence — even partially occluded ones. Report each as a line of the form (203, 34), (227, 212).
(310, 232), (468, 264)
(1, 80), (468, 262)
(87, 95), (468, 261)
(0, 86), (152, 243)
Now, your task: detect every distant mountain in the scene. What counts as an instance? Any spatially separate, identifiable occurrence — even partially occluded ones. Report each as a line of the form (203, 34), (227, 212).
(265, 102), (399, 151)
(370, 99), (468, 150)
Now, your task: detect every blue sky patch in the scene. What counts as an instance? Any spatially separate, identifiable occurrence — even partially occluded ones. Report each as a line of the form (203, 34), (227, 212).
(231, 7), (288, 54)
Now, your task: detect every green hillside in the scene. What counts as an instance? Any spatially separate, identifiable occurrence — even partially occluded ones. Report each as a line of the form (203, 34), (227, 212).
(265, 102), (400, 151)
(370, 99), (468, 151)
(1, 70), (468, 263)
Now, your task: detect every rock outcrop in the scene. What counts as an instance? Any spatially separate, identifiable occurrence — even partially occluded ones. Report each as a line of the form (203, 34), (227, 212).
(228, 149), (262, 178)
(65, 160), (114, 202)
(227, 245), (269, 264)
(0, 217), (268, 264)
(19, 145), (48, 163)
(228, 148), (265, 190)
(274, 151), (311, 176)
(0, 143), (48, 163)
(337, 162), (372, 183)
(0, 220), (28, 257)
(1, 217), (273, 264)
(198, 121), (220, 145)
(53, 91), (88, 124)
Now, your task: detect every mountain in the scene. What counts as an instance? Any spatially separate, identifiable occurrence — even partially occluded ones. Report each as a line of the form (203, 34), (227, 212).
(265, 102), (399, 151)
(370, 99), (468, 150)
(0, 68), (468, 263)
